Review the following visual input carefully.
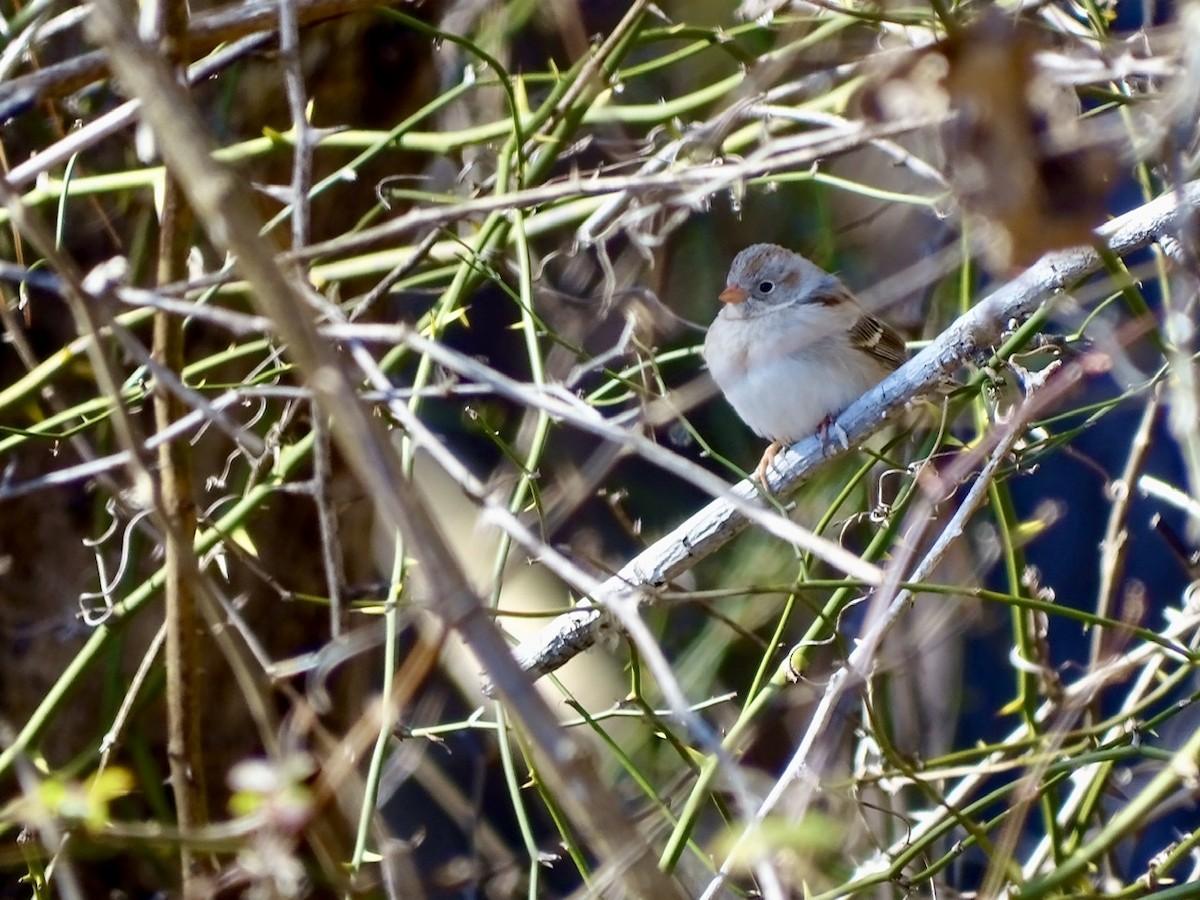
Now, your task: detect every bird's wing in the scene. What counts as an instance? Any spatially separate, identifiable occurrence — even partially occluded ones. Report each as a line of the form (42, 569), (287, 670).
(848, 313), (907, 370)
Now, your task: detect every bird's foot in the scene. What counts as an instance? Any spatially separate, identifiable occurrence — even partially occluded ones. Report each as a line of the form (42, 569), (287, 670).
(755, 440), (783, 488)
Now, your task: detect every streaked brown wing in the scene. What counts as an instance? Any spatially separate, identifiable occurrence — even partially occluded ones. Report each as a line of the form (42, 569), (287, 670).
(848, 314), (907, 370)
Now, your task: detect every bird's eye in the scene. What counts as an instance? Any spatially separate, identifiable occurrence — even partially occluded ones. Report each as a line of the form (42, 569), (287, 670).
(757, 280), (775, 294)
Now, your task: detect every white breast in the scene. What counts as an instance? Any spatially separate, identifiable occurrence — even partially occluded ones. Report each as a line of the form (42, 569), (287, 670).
(704, 306), (887, 443)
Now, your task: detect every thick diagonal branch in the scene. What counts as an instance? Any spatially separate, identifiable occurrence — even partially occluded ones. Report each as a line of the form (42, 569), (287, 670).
(511, 181), (1200, 682)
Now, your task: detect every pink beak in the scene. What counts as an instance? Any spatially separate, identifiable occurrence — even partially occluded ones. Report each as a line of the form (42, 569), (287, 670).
(719, 285), (748, 304)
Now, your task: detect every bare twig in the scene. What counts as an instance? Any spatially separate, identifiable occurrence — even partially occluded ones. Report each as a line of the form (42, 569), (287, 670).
(311, 410), (347, 637)
(0, 0), (386, 105)
(391, 325), (885, 587)
(1091, 388), (1161, 668)
(4, 32), (272, 191)
(0, 391), (247, 502)
(276, 0), (313, 252)
(281, 116), (941, 266)
(144, 0), (213, 890)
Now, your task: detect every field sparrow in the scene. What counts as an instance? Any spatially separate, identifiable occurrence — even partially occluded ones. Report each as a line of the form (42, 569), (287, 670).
(703, 243), (906, 483)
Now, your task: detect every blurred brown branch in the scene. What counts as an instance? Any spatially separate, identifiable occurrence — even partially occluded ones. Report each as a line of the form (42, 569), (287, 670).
(85, 0), (685, 894)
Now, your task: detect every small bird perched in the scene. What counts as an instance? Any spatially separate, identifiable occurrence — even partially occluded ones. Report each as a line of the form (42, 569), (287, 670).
(703, 243), (906, 484)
